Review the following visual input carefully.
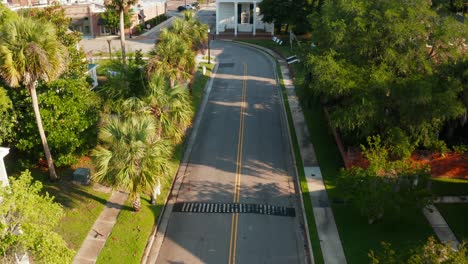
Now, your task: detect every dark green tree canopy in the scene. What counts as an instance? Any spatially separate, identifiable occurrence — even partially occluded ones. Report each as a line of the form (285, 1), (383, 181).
(9, 78), (101, 166)
(307, 0), (468, 150)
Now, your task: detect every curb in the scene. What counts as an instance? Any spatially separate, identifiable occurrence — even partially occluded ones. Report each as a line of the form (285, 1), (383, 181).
(232, 41), (315, 264)
(141, 60), (219, 264)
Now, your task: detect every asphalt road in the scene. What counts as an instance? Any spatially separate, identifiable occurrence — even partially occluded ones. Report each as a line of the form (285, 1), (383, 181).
(155, 41), (308, 264)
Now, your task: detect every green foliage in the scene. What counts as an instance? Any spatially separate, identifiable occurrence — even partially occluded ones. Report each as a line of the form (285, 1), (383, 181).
(453, 144), (468, 154)
(97, 55), (146, 112)
(0, 171), (74, 263)
(19, 4), (87, 79)
(9, 79), (100, 166)
(0, 16), (67, 88)
(338, 136), (432, 223)
(92, 114), (172, 210)
(258, 0), (312, 33)
(306, 0), (468, 150)
(147, 11), (205, 86)
(145, 14), (167, 28)
(385, 128), (415, 160)
(0, 86), (16, 145)
(144, 74), (194, 143)
(0, 3), (17, 26)
(100, 7), (131, 33)
(369, 237), (468, 264)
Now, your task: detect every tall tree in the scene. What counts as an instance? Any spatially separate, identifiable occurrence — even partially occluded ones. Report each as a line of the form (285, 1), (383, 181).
(259, 0), (311, 33)
(92, 115), (172, 211)
(100, 7), (131, 35)
(171, 11), (208, 51)
(19, 4), (87, 78)
(105, 0), (137, 67)
(0, 17), (67, 180)
(147, 28), (195, 87)
(144, 74), (193, 142)
(306, 0), (468, 150)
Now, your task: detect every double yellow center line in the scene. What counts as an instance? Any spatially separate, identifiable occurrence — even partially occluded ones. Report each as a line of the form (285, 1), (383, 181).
(228, 63), (247, 264)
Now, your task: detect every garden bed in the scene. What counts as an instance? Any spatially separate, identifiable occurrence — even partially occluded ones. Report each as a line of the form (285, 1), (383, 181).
(345, 149), (468, 178)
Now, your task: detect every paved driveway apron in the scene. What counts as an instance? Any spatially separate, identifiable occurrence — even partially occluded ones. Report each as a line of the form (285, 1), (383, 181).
(156, 41), (307, 264)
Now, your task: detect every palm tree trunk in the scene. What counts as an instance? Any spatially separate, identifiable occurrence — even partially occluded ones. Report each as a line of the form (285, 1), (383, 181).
(132, 194), (141, 211)
(119, 9), (127, 67)
(29, 83), (58, 180)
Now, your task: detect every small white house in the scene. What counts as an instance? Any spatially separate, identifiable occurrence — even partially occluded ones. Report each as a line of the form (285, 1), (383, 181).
(216, 0), (274, 35)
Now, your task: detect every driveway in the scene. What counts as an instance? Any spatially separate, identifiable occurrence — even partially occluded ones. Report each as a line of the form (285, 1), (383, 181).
(153, 41), (309, 263)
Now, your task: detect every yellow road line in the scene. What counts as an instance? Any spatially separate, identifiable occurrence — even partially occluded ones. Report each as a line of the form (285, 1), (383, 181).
(229, 63), (247, 264)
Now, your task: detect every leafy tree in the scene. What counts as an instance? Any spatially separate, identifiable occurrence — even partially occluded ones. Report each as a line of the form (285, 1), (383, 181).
(369, 237), (468, 264)
(92, 115), (172, 211)
(0, 16), (67, 180)
(9, 78), (101, 166)
(100, 7), (131, 35)
(0, 171), (74, 263)
(306, 0), (468, 150)
(337, 136), (432, 223)
(104, 0), (138, 67)
(0, 86), (16, 145)
(259, 0), (311, 33)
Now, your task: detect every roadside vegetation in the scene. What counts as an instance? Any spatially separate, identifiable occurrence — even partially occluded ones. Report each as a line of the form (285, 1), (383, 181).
(0, 2), (211, 262)
(244, 0), (467, 262)
(93, 11), (210, 262)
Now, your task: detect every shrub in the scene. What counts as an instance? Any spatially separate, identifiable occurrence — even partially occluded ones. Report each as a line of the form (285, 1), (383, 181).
(8, 78), (101, 166)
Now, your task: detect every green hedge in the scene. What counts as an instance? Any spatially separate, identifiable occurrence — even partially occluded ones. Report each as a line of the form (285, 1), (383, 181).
(145, 14), (167, 28)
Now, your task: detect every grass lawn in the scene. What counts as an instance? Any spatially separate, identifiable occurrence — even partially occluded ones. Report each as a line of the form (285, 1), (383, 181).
(96, 62), (213, 263)
(191, 62), (214, 111)
(275, 63), (324, 264)
(96, 193), (166, 263)
(431, 178), (468, 196)
(436, 203), (468, 242)
(5, 156), (111, 252)
(239, 39), (436, 263)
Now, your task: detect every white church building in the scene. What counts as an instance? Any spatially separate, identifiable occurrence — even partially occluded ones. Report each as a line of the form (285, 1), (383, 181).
(215, 0), (274, 35)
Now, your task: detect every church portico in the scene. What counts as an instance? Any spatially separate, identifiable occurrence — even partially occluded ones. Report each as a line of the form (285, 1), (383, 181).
(216, 0), (274, 36)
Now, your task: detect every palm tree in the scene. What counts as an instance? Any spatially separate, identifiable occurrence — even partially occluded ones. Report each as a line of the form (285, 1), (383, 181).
(92, 115), (172, 211)
(182, 11), (209, 50)
(0, 16), (66, 180)
(147, 29), (195, 87)
(144, 74), (193, 142)
(105, 0), (137, 67)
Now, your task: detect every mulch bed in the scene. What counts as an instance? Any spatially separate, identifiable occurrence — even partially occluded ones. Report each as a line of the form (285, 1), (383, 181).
(345, 150), (468, 179)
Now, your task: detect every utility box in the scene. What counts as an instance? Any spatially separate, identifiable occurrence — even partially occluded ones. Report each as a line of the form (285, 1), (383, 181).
(73, 168), (91, 185)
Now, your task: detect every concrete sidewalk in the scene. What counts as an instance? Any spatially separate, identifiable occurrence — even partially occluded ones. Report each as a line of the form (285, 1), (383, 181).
(238, 42), (347, 264)
(423, 205), (460, 249)
(72, 191), (128, 264)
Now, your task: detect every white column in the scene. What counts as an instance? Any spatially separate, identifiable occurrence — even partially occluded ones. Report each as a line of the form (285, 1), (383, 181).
(234, 2), (238, 36)
(253, 2), (256, 36)
(0, 147), (10, 187)
(216, 2), (220, 34)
